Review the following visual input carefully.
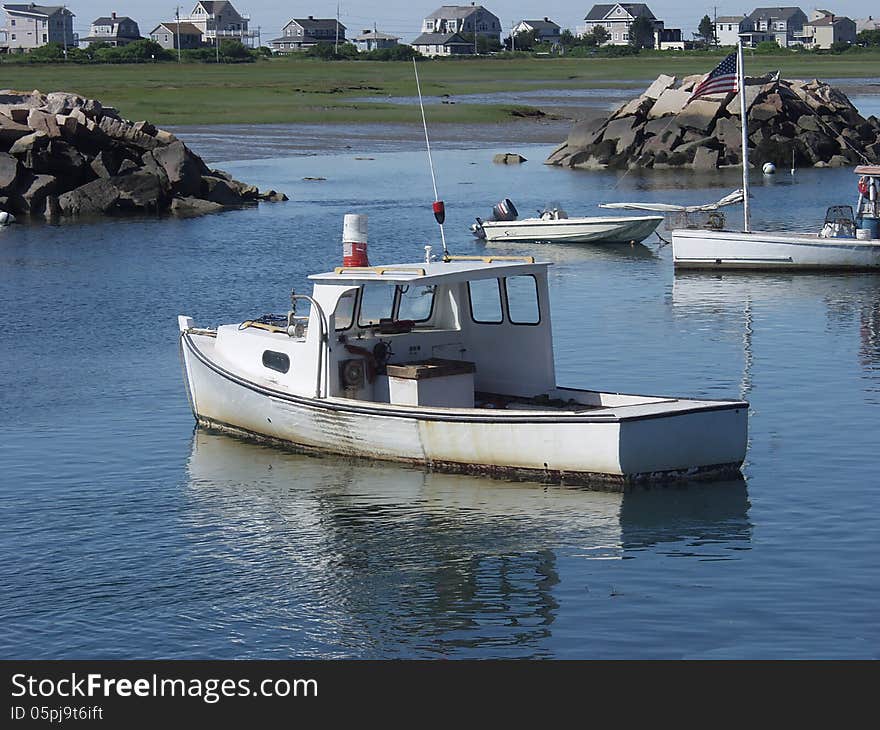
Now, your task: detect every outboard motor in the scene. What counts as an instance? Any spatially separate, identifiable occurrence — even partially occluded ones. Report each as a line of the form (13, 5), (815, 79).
(491, 198), (518, 222)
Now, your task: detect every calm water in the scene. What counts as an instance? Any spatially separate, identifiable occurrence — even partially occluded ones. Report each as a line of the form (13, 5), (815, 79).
(2, 128), (879, 658)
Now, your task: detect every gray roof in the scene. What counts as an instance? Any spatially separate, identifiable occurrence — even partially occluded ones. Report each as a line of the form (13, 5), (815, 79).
(151, 22), (202, 35)
(805, 15), (853, 26)
(519, 19), (560, 32)
(584, 4), (655, 21)
(715, 15), (744, 23)
(2, 4), (70, 16)
(747, 7), (806, 22)
(194, 1), (232, 14)
(92, 16), (136, 26)
(425, 5), (492, 20)
(287, 17), (346, 33)
(353, 30), (399, 41)
(411, 31), (472, 45)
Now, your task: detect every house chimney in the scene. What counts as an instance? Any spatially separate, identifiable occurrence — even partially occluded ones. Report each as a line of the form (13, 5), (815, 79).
(308, 15), (313, 20)
(112, 11), (116, 19)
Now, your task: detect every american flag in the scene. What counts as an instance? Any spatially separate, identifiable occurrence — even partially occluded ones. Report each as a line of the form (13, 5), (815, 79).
(690, 52), (739, 101)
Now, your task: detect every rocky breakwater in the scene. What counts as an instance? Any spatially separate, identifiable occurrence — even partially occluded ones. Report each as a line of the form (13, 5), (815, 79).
(0, 89), (287, 220)
(546, 74), (880, 171)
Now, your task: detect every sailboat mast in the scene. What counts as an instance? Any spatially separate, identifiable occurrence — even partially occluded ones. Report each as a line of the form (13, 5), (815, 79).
(738, 39), (751, 232)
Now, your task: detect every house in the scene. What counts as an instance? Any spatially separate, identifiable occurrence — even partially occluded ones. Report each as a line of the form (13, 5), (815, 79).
(800, 13), (856, 49)
(2, 3), (75, 50)
(269, 17), (346, 53)
(81, 12), (142, 47)
(179, 1), (256, 47)
(410, 31), (473, 56)
(421, 5), (501, 43)
(352, 29), (399, 52)
(714, 15), (745, 46)
(579, 4), (663, 46)
(855, 16), (879, 33)
(512, 18), (561, 44)
(744, 7), (807, 47)
(149, 22), (204, 50)
(655, 27), (683, 49)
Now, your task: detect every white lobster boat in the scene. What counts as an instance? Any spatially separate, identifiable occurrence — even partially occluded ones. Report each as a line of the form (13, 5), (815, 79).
(178, 223), (748, 489)
(671, 41), (880, 271)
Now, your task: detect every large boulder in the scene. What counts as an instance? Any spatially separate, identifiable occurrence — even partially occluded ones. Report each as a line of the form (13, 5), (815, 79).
(58, 178), (121, 216)
(548, 73), (880, 170)
(114, 170), (169, 211)
(0, 152), (20, 193)
(171, 196), (225, 217)
(20, 173), (57, 213)
(149, 141), (205, 195)
(0, 114), (33, 145)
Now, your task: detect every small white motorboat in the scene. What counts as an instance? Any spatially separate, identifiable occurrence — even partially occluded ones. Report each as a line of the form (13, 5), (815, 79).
(178, 214), (747, 489)
(470, 199), (663, 245)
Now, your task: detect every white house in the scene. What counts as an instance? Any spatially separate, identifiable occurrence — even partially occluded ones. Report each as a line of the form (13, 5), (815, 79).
(352, 29), (399, 51)
(800, 12), (856, 49)
(579, 4), (663, 46)
(421, 5), (501, 43)
(2, 3), (75, 51)
(179, 1), (256, 47)
(714, 15), (744, 46)
(512, 18), (561, 44)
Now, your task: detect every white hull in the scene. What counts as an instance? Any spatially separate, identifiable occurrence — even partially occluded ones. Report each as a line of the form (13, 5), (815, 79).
(673, 228), (880, 270)
(480, 215), (663, 244)
(180, 332), (748, 489)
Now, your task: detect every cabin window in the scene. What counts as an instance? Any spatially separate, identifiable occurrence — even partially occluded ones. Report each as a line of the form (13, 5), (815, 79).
(505, 275), (540, 325)
(396, 284), (435, 322)
(334, 289), (356, 330)
(358, 283), (395, 327)
(468, 278), (503, 324)
(262, 350), (290, 374)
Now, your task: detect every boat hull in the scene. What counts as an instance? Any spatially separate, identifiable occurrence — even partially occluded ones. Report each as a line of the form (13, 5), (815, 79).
(480, 216), (663, 244)
(181, 333), (747, 489)
(673, 228), (880, 270)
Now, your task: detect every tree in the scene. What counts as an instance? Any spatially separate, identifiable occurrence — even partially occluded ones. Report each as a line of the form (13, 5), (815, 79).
(628, 16), (655, 49)
(587, 25), (610, 46)
(697, 14), (716, 44)
(857, 29), (880, 46)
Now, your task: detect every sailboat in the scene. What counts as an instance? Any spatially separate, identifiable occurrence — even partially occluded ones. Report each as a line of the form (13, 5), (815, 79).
(671, 41), (880, 271)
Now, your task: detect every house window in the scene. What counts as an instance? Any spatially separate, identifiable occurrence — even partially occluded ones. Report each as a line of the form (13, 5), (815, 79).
(10, 19), (14, 26)
(10, 33), (15, 39)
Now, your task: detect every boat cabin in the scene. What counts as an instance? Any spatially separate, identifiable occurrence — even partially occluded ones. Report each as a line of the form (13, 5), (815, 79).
(211, 257), (557, 407)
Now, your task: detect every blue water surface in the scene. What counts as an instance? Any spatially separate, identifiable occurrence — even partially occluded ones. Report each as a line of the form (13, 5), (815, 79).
(1, 130), (879, 659)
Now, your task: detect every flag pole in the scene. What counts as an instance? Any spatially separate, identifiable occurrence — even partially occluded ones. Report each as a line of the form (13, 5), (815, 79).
(738, 38), (750, 233)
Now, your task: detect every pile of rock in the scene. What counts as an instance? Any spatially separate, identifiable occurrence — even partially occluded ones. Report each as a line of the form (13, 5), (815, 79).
(546, 74), (880, 171)
(0, 89), (287, 220)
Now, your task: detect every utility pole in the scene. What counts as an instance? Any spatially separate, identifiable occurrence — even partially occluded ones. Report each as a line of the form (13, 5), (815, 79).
(714, 5), (718, 46)
(335, 3), (339, 54)
(175, 6), (181, 63)
(62, 5), (67, 58)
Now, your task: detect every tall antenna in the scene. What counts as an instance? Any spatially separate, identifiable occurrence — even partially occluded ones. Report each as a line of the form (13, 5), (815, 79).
(413, 58), (448, 257)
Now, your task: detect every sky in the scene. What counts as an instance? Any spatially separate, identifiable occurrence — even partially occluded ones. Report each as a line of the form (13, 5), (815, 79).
(22, 2), (878, 43)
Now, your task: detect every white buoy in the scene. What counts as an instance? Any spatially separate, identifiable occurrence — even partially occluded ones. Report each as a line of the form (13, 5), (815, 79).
(0, 211), (15, 226)
(342, 213), (369, 267)
(762, 162), (776, 175)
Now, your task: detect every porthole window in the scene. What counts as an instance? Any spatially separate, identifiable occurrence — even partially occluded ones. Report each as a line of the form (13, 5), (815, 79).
(262, 350), (290, 374)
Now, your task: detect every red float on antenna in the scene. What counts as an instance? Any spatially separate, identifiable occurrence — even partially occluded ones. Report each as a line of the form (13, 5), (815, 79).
(432, 200), (445, 225)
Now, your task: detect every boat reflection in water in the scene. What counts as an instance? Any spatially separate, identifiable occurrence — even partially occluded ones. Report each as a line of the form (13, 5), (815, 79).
(184, 430), (750, 656)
